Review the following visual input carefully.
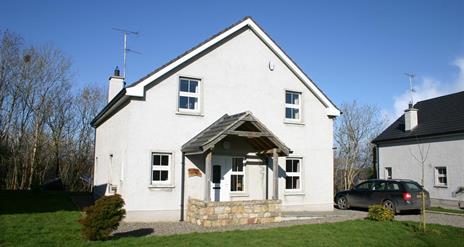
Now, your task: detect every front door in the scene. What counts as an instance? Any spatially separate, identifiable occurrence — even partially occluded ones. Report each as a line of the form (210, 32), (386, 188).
(211, 156), (231, 201)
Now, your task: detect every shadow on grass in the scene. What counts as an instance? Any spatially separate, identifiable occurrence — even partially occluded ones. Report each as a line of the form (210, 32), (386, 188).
(0, 190), (80, 215)
(112, 228), (154, 239)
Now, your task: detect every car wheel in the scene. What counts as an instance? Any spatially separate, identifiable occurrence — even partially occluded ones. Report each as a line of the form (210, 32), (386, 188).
(337, 196), (349, 210)
(383, 200), (397, 214)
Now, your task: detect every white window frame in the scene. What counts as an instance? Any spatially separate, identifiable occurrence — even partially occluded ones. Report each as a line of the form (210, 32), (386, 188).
(285, 157), (302, 191)
(385, 167), (392, 179)
(178, 77), (201, 114)
(434, 166), (447, 187)
(230, 157), (245, 192)
(285, 90), (302, 122)
(151, 152), (172, 186)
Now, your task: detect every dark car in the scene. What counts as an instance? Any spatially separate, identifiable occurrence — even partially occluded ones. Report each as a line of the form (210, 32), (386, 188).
(334, 179), (431, 213)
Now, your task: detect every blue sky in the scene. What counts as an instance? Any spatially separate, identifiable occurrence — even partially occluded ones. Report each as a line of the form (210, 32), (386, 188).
(1, 0), (463, 119)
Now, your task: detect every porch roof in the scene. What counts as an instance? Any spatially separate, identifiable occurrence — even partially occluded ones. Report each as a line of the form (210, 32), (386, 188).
(181, 111), (291, 156)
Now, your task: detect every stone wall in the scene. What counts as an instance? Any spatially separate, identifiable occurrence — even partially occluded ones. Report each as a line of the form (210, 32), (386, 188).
(187, 198), (282, 227)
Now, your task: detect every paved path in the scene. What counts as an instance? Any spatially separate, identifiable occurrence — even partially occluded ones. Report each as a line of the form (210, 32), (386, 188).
(114, 209), (463, 237)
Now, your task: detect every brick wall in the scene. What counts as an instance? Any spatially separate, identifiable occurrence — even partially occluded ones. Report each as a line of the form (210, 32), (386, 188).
(186, 197), (282, 227)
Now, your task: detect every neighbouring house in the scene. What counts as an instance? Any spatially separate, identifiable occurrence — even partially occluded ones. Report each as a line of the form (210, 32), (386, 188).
(372, 91), (464, 207)
(91, 17), (340, 223)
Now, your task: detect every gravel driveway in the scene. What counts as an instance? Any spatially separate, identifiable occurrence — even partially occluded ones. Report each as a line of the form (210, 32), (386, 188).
(113, 209), (463, 237)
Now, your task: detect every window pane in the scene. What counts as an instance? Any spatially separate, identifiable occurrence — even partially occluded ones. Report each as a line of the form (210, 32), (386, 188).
(180, 79), (189, 92)
(179, 96), (189, 109)
(293, 109), (300, 119)
(293, 94), (299, 104)
(237, 175), (243, 191)
(161, 155), (169, 166)
(286, 177), (292, 189)
(153, 170), (160, 181)
(293, 176), (300, 189)
(286, 160), (292, 172)
(438, 168), (446, 175)
(285, 108), (293, 119)
(293, 160), (299, 172)
(189, 80), (198, 93)
(188, 97), (198, 110)
(286, 92), (292, 104)
(232, 158), (243, 171)
(231, 175), (237, 191)
(153, 155), (160, 166)
(160, 171), (168, 181)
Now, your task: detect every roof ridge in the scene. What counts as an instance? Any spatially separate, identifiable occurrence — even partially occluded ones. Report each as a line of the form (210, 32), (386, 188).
(416, 90), (464, 105)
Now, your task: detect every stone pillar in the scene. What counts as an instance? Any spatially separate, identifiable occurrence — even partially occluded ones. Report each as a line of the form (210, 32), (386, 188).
(204, 150), (212, 201)
(272, 148), (279, 200)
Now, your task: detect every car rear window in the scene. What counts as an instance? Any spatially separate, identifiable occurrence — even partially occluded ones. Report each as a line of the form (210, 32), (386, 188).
(404, 182), (422, 192)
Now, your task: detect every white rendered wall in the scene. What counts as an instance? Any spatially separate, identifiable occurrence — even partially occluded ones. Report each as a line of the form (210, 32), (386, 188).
(95, 28), (335, 221)
(377, 135), (464, 202)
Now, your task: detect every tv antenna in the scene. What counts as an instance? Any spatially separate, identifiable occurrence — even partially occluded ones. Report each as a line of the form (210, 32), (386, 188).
(112, 28), (141, 79)
(404, 73), (416, 106)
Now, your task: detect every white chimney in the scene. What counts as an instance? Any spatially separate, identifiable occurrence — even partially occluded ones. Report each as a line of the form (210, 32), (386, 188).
(108, 66), (124, 102)
(404, 103), (418, 131)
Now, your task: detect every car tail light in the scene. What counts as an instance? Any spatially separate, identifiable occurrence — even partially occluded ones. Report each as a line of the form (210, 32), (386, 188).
(403, 192), (412, 201)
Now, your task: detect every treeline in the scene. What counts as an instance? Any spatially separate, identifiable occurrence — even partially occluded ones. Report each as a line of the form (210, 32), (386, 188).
(0, 31), (105, 191)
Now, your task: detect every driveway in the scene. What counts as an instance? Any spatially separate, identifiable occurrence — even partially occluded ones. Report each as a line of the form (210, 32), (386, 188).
(286, 209), (464, 228)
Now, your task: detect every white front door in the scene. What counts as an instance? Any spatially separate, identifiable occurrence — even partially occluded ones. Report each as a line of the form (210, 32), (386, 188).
(211, 156), (231, 201)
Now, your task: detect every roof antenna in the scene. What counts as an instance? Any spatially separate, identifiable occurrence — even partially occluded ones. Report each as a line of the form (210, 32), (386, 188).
(112, 28), (141, 80)
(404, 73), (416, 107)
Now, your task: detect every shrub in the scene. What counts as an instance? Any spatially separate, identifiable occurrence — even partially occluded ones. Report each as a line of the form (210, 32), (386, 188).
(78, 194), (126, 240)
(368, 204), (395, 221)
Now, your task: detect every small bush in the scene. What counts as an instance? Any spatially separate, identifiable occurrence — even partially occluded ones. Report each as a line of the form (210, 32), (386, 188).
(78, 194), (126, 240)
(368, 204), (395, 221)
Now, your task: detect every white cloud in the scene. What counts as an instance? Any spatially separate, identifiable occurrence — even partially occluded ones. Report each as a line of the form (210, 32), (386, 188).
(389, 58), (464, 120)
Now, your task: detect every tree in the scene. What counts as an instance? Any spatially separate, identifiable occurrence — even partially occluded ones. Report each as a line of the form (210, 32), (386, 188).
(409, 137), (431, 232)
(0, 30), (105, 191)
(334, 101), (387, 192)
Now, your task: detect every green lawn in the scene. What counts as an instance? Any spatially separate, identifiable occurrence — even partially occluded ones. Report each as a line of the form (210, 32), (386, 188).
(428, 207), (464, 215)
(1, 191), (463, 247)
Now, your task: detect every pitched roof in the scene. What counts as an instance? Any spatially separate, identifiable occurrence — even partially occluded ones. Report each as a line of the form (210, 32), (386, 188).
(91, 17), (340, 127)
(372, 91), (464, 143)
(181, 111), (290, 155)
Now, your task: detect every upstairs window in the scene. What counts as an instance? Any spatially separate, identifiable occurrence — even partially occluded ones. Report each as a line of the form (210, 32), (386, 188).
(434, 167), (447, 187)
(285, 158), (301, 190)
(152, 153), (171, 184)
(178, 77), (201, 113)
(285, 91), (301, 121)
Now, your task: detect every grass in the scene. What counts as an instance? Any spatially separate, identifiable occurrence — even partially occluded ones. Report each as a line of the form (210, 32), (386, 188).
(1, 191), (463, 247)
(428, 207), (464, 215)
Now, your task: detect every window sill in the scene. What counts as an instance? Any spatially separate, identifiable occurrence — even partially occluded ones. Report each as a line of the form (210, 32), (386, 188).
(230, 192), (249, 197)
(284, 120), (305, 126)
(176, 111), (204, 117)
(284, 191), (305, 196)
(149, 184), (175, 189)
(434, 185), (448, 189)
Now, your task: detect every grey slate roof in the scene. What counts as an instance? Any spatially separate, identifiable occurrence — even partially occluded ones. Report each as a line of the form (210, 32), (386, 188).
(372, 91), (464, 143)
(181, 111), (290, 155)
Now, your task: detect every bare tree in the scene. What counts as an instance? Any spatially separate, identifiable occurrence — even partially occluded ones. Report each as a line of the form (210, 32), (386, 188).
(0, 30), (105, 191)
(334, 101), (387, 192)
(409, 138), (431, 232)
